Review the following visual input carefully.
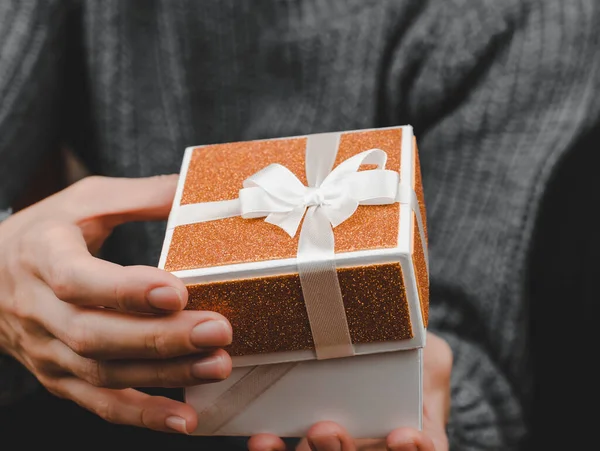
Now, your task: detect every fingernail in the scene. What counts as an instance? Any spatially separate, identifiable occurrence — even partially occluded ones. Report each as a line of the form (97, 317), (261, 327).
(309, 435), (342, 451)
(165, 416), (188, 434)
(147, 287), (183, 311)
(191, 320), (232, 347)
(191, 354), (227, 380)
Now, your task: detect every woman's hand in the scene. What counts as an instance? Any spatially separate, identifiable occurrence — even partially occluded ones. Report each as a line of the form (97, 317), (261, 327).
(0, 175), (233, 434)
(248, 332), (452, 451)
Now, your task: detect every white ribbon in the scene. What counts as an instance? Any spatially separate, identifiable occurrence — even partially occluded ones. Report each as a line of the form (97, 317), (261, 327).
(169, 133), (420, 359)
(239, 148), (399, 237)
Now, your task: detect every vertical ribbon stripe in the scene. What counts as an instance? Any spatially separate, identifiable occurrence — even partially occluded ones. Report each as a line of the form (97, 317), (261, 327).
(297, 134), (354, 359)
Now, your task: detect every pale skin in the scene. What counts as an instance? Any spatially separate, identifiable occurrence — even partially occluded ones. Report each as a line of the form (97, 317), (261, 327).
(0, 174), (452, 449)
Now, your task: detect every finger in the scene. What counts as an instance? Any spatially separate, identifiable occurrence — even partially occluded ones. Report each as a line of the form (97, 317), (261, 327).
(247, 434), (287, 451)
(423, 332), (452, 426)
(386, 428), (435, 451)
(31, 175), (178, 256)
(422, 403), (450, 451)
(306, 421), (356, 451)
(47, 376), (198, 434)
(48, 339), (231, 388)
(52, 174), (179, 225)
(37, 296), (232, 359)
(54, 258), (187, 313)
(421, 332), (452, 450)
(30, 224), (187, 312)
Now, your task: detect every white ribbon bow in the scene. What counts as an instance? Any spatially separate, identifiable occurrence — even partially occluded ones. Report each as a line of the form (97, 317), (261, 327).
(239, 148), (400, 238)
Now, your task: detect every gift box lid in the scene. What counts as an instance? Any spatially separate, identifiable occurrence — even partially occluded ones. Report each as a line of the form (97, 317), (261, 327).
(159, 125), (429, 367)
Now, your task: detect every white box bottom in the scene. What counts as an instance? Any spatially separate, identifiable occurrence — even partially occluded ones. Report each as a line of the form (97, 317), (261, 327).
(186, 348), (422, 438)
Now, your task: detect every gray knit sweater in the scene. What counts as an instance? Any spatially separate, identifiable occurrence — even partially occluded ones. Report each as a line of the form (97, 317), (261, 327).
(1, 1), (599, 449)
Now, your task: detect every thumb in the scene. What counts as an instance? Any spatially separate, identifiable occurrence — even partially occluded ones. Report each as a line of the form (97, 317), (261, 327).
(56, 174), (179, 225)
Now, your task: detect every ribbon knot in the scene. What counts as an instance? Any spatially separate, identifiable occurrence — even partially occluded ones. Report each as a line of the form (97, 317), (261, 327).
(303, 188), (326, 207)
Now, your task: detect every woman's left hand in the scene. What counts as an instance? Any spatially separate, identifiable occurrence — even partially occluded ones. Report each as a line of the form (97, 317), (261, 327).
(247, 332), (452, 451)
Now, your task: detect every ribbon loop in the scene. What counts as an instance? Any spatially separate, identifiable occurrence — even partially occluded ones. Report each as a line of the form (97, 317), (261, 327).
(321, 148), (387, 188)
(243, 163), (306, 204)
(342, 170), (400, 204)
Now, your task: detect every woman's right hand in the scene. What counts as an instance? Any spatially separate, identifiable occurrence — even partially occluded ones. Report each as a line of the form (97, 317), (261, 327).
(0, 175), (232, 434)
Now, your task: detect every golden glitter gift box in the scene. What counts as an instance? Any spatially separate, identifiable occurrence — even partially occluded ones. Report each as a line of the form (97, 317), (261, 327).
(158, 125), (429, 438)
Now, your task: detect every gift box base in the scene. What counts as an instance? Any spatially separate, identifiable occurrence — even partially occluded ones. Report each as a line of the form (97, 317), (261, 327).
(186, 348), (422, 438)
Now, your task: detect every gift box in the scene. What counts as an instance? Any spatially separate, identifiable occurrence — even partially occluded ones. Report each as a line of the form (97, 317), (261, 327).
(158, 125), (429, 438)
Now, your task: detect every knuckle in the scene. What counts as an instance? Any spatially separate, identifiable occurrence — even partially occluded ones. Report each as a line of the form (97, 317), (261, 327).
(48, 258), (77, 302)
(35, 221), (73, 250)
(154, 362), (171, 386)
(67, 315), (98, 358)
(69, 338), (94, 359)
(84, 360), (110, 388)
(139, 405), (154, 430)
(145, 326), (171, 359)
(72, 176), (107, 195)
(92, 396), (117, 424)
(112, 281), (131, 312)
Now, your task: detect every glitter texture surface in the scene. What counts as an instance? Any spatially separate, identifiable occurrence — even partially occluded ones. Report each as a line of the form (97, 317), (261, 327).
(413, 138), (428, 244)
(165, 129), (402, 271)
(412, 213), (429, 327)
(186, 263), (412, 356)
(181, 138), (308, 205)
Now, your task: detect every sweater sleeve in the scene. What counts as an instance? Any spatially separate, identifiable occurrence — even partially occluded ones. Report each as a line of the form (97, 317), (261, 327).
(384, 1), (600, 449)
(0, 0), (67, 405)
(0, 0), (67, 207)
